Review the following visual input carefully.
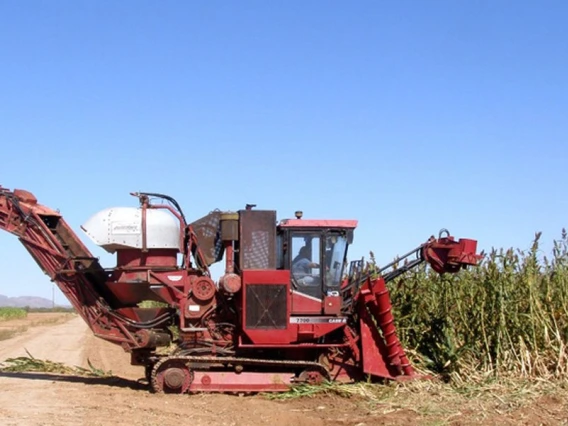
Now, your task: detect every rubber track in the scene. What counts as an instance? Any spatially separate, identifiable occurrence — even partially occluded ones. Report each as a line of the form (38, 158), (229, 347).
(150, 355), (329, 393)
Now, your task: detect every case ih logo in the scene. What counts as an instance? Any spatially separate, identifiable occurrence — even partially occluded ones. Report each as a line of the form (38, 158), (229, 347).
(289, 316), (347, 324)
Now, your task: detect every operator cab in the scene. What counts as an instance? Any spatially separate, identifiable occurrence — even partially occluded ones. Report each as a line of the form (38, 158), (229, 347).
(277, 213), (357, 302)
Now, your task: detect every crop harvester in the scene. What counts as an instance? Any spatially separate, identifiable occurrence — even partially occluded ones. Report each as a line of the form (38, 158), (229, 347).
(0, 186), (481, 393)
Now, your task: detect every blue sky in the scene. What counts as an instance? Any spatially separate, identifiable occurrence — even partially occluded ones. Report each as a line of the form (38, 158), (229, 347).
(1, 1), (567, 302)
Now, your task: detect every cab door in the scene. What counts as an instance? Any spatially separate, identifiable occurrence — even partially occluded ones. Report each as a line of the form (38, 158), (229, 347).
(289, 233), (324, 314)
(322, 234), (348, 314)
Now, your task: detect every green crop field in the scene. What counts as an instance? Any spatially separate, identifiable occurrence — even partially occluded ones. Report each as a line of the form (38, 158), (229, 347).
(0, 307), (28, 322)
(383, 229), (568, 384)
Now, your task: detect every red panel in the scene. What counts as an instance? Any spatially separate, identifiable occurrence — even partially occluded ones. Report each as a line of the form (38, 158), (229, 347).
(311, 322), (345, 338)
(117, 249), (178, 268)
(241, 328), (297, 345)
(323, 295), (341, 315)
(242, 269), (290, 284)
(241, 270), (294, 344)
(291, 290), (321, 314)
(278, 219), (357, 228)
(359, 315), (394, 380)
(190, 371), (293, 392)
(149, 270), (188, 288)
(290, 318), (347, 341)
(297, 323), (315, 340)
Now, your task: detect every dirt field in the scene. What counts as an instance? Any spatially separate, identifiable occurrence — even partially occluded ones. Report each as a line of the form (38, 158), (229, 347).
(0, 314), (567, 426)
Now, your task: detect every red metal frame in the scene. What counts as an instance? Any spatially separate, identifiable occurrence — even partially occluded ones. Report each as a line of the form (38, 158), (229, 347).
(279, 219), (358, 228)
(190, 371), (293, 392)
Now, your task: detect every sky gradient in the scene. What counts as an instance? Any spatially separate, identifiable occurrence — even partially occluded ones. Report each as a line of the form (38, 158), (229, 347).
(1, 1), (567, 302)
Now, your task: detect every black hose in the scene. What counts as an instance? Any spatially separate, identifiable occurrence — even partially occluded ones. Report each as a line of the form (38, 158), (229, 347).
(108, 310), (174, 329)
(137, 192), (188, 226)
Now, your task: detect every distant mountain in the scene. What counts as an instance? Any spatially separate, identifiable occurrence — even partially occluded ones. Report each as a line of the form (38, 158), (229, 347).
(0, 294), (70, 308)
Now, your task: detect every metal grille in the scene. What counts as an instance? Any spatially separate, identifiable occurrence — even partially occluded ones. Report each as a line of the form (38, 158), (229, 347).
(239, 210), (276, 270)
(245, 284), (287, 329)
(190, 211), (223, 266)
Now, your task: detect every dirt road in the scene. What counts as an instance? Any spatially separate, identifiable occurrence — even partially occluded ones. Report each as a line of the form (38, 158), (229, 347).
(0, 315), (381, 426)
(0, 314), (567, 426)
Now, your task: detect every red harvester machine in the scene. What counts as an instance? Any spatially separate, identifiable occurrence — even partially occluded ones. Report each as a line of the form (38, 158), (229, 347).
(0, 187), (482, 393)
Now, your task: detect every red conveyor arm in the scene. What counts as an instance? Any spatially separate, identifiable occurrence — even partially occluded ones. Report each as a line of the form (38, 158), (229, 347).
(0, 186), (143, 348)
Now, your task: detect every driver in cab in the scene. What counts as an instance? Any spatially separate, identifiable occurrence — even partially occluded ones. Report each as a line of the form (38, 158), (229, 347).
(292, 246), (320, 284)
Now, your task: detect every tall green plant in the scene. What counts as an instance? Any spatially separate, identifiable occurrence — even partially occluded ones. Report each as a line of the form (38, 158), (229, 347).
(385, 230), (568, 382)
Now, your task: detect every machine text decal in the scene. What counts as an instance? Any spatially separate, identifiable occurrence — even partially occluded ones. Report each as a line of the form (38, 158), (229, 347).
(290, 316), (347, 324)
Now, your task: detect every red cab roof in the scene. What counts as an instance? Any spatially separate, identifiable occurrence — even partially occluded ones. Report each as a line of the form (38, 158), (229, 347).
(278, 219), (358, 229)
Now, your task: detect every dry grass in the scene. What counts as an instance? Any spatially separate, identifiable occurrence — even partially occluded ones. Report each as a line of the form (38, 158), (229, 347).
(0, 326), (28, 341)
(269, 377), (568, 425)
(28, 313), (76, 327)
(376, 378), (568, 424)
(0, 312), (76, 341)
(0, 349), (112, 377)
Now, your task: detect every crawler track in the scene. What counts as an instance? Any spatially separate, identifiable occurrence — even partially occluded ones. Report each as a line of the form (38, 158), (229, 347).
(149, 355), (330, 393)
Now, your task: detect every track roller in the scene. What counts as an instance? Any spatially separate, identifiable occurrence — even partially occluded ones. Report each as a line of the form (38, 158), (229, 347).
(297, 368), (330, 385)
(150, 358), (194, 394)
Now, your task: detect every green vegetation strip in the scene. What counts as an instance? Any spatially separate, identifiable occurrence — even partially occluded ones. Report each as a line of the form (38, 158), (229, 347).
(377, 229), (568, 383)
(0, 307), (27, 321)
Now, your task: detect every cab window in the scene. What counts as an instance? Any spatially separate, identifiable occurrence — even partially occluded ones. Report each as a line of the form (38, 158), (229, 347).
(324, 234), (348, 288)
(291, 234), (320, 288)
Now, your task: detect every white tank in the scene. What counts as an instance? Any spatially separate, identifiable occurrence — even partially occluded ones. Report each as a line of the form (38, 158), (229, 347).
(81, 207), (180, 253)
